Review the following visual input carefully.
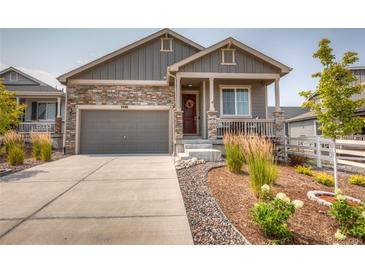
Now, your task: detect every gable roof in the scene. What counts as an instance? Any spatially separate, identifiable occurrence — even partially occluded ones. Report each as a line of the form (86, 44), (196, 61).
(0, 66), (49, 86)
(268, 106), (309, 120)
(0, 66), (61, 92)
(57, 28), (204, 84)
(169, 37), (292, 76)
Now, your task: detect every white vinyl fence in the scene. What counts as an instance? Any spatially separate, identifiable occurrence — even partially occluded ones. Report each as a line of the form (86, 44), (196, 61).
(284, 136), (365, 170)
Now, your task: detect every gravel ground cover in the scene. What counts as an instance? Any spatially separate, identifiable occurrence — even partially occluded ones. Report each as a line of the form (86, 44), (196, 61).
(208, 165), (365, 245)
(176, 162), (249, 245)
(0, 150), (66, 178)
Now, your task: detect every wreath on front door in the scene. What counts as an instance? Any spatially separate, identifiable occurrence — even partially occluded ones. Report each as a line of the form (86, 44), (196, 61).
(185, 99), (195, 109)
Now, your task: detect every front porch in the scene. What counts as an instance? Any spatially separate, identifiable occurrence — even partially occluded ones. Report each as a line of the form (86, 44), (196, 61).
(15, 94), (65, 149)
(173, 73), (285, 149)
(16, 96), (65, 134)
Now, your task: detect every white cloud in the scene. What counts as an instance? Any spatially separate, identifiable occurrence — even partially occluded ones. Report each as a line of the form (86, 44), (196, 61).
(0, 63), (64, 90)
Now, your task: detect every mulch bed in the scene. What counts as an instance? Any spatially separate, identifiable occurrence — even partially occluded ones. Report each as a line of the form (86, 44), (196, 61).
(176, 162), (249, 245)
(0, 148), (67, 178)
(208, 164), (365, 245)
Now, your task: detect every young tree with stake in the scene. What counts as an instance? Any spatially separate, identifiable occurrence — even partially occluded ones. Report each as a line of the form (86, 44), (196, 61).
(300, 39), (365, 191)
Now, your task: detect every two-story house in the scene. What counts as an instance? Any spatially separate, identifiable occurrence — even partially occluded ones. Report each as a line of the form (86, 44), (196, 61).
(287, 66), (365, 138)
(57, 28), (291, 156)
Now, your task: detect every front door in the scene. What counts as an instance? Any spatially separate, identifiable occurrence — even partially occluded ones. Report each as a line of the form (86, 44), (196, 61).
(182, 94), (197, 134)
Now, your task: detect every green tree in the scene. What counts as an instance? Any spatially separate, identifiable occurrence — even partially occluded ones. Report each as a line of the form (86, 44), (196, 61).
(300, 39), (365, 190)
(0, 78), (26, 135)
(300, 39), (365, 138)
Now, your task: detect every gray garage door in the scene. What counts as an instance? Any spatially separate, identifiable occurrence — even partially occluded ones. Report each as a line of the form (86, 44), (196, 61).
(80, 110), (169, 154)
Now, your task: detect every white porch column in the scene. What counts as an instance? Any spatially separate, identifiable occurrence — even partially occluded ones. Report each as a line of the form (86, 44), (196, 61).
(176, 76), (182, 111)
(209, 77), (215, 111)
(16, 97), (20, 105)
(57, 97), (62, 118)
(274, 78), (281, 111)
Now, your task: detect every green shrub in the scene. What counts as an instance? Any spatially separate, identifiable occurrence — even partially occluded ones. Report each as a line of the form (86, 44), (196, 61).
(225, 143), (244, 173)
(315, 172), (334, 186)
(295, 165), (313, 176)
(251, 192), (304, 244)
(349, 175), (365, 187)
(7, 145), (25, 165)
(330, 190), (365, 240)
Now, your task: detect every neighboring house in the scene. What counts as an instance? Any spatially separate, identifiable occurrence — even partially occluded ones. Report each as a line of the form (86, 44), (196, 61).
(287, 66), (365, 138)
(0, 67), (65, 148)
(57, 28), (291, 155)
(267, 106), (309, 136)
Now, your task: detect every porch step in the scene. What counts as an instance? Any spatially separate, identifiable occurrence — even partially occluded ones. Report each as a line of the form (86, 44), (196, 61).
(177, 152), (191, 160)
(184, 143), (213, 150)
(184, 148), (221, 162)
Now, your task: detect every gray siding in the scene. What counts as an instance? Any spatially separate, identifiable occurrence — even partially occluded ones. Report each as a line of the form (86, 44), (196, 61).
(288, 119), (316, 138)
(212, 79), (267, 119)
(353, 69), (365, 84)
(180, 45), (280, 74)
(2, 71), (38, 85)
(352, 69), (365, 101)
(74, 36), (199, 81)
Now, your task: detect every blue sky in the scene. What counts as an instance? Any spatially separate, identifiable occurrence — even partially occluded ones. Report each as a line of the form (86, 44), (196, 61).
(1, 28), (364, 106)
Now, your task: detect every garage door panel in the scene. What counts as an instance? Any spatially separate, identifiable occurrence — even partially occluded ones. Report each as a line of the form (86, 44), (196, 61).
(80, 110), (169, 154)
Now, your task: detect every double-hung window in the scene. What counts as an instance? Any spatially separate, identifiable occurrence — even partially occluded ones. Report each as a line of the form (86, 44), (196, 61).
(221, 87), (251, 116)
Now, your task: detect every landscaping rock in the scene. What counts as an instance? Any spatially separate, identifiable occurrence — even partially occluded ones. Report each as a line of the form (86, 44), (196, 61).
(175, 157), (205, 170)
(176, 162), (249, 245)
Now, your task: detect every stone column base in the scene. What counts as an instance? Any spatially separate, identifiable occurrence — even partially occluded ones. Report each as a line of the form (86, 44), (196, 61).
(207, 111), (218, 140)
(174, 110), (183, 140)
(55, 117), (62, 134)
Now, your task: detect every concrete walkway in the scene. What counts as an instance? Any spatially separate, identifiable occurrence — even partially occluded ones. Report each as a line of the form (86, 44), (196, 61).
(0, 155), (193, 244)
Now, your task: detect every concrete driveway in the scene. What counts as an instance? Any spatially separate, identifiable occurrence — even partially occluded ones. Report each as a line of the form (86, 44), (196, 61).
(0, 155), (193, 244)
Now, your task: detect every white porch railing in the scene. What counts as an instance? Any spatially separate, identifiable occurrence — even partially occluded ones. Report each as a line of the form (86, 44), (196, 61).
(18, 122), (56, 133)
(216, 118), (275, 138)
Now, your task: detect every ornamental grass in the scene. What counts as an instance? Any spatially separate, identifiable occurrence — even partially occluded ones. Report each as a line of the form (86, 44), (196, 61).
(238, 135), (278, 197)
(223, 134), (244, 173)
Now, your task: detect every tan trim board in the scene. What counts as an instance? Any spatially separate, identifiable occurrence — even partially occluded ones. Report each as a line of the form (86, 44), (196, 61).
(170, 38), (291, 74)
(68, 79), (169, 86)
(58, 29), (204, 84)
(177, 72), (280, 80)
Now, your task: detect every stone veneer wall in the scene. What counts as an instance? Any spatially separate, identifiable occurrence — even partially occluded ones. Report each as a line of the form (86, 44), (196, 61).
(65, 84), (175, 154)
(207, 111), (218, 140)
(174, 111), (183, 140)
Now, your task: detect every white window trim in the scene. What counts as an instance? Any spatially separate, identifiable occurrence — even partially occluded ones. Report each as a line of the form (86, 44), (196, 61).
(9, 72), (18, 81)
(37, 102), (57, 121)
(160, 38), (173, 52)
(221, 48), (236, 65)
(219, 85), (252, 118)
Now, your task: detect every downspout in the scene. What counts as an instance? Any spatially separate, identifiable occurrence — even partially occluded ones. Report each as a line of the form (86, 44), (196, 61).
(62, 86), (67, 155)
(167, 68), (177, 156)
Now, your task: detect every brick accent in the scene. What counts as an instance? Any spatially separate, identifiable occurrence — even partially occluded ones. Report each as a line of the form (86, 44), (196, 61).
(65, 84), (175, 154)
(174, 110), (183, 140)
(207, 111), (218, 140)
(55, 117), (62, 134)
